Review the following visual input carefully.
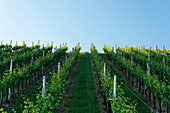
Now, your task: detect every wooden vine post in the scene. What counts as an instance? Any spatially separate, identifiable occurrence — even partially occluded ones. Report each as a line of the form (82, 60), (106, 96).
(114, 75), (117, 102)
(159, 50), (161, 62)
(1, 89), (2, 105)
(30, 54), (34, 85)
(147, 63), (152, 103)
(65, 55), (67, 63)
(163, 45), (166, 67)
(31, 55), (34, 65)
(42, 76), (46, 97)
(51, 41), (53, 54)
(14, 41), (17, 57)
(42, 51), (45, 74)
(104, 62), (106, 77)
(58, 62), (60, 77)
(131, 56), (134, 85)
(69, 51), (71, 58)
(163, 46), (168, 113)
(10, 40), (12, 45)
(8, 60), (13, 101)
(103, 62), (107, 110)
(99, 56), (101, 65)
(56, 46), (57, 51)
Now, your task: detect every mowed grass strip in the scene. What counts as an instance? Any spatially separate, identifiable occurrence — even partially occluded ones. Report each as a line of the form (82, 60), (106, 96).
(66, 52), (100, 113)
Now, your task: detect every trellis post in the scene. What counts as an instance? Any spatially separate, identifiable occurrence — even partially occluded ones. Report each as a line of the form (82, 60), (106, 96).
(104, 63), (106, 77)
(58, 62), (60, 77)
(42, 76), (46, 97)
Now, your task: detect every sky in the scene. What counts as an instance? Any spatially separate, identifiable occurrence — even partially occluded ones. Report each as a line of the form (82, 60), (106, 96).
(0, 0), (169, 52)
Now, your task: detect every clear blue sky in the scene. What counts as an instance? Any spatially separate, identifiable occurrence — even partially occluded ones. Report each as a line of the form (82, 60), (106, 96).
(0, 0), (169, 52)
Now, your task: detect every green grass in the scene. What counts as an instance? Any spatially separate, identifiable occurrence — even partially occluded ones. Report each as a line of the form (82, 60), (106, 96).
(66, 52), (100, 113)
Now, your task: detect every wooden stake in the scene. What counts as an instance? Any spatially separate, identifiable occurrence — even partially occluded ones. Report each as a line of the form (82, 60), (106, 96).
(148, 53), (150, 61)
(99, 56), (101, 65)
(8, 60), (13, 101)
(42, 51), (45, 74)
(65, 55), (67, 63)
(70, 51), (71, 57)
(131, 56), (133, 68)
(58, 62), (60, 77)
(114, 75), (117, 102)
(123, 53), (125, 63)
(147, 63), (150, 75)
(10, 40), (12, 45)
(10, 60), (13, 73)
(31, 55), (34, 65)
(42, 76), (46, 97)
(1, 92), (2, 104)
(163, 57), (165, 66)
(104, 63), (106, 77)
(55, 46), (57, 51)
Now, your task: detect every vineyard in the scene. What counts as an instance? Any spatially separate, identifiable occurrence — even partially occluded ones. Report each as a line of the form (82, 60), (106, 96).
(0, 41), (169, 113)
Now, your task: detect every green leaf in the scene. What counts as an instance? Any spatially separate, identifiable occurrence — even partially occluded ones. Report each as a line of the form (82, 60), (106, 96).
(23, 109), (28, 113)
(0, 108), (3, 111)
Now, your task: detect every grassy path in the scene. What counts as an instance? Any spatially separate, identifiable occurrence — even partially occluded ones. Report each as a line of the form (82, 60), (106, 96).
(64, 53), (100, 113)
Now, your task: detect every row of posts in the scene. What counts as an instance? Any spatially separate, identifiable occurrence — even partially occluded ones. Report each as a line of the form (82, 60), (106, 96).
(42, 48), (68, 98)
(1, 42), (70, 105)
(103, 61), (117, 112)
(1, 42), (57, 103)
(1, 40), (68, 54)
(0, 40), (53, 46)
(42, 46), (72, 98)
(108, 44), (167, 112)
(1, 49), (45, 103)
(42, 43), (79, 98)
